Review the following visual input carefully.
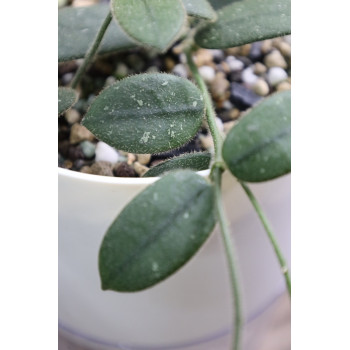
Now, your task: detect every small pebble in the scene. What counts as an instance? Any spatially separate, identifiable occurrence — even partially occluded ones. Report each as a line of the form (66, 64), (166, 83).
(80, 140), (96, 159)
(215, 117), (224, 132)
(230, 82), (262, 110)
(58, 0), (68, 8)
(264, 50), (287, 69)
(199, 134), (214, 152)
(70, 123), (95, 144)
(266, 67), (288, 86)
(225, 47), (241, 56)
(179, 53), (187, 64)
(61, 73), (74, 85)
(252, 78), (270, 96)
(72, 0), (97, 7)
(210, 72), (229, 101)
(95, 141), (120, 163)
(276, 81), (291, 92)
(241, 67), (259, 88)
(172, 64), (187, 78)
(164, 57), (176, 71)
(199, 65), (216, 83)
(90, 161), (113, 176)
(105, 76), (116, 87)
(137, 154), (151, 165)
(146, 66), (159, 73)
(210, 49), (225, 63)
(223, 121), (236, 134)
(261, 39), (273, 54)
(219, 61), (231, 74)
(240, 44), (251, 56)
(80, 166), (93, 174)
(253, 62), (267, 75)
(127, 153), (137, 165)
(283, 35), (291, 45)
(249, 42), (263, 62)
(277, 41), (291, 58)
(113, 162), (137, 177)
(134, 161), (149, 176)
(115, 62), (129, 79)
(68, 145), (84, 161)
(222, 100), (233, 110)
(194, 49), (213, 66)
(65, 108), (80, 124)
(226, 56), (244, 72)
(126, 54), (145, 71)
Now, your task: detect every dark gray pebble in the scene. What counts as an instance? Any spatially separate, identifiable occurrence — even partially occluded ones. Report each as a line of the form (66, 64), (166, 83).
(249, 42), (263, 62)
(229, 82), (262, 110)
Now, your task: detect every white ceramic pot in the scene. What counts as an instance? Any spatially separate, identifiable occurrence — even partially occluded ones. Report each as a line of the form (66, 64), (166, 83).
(58, 167), (290, 350)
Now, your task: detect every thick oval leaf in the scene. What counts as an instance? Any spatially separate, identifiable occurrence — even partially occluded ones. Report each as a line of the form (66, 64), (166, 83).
(82, 73), (205, 154)
(99, 170), (216, 291)
(222, 90), (291, 182)
(143, 152), (211, 177)
(111, 0), (186, 51)
(195, 0), (291, 49)
(58, 4), (137, 62)
(182, 0), (217, 21)
(58, 87), (78, 115)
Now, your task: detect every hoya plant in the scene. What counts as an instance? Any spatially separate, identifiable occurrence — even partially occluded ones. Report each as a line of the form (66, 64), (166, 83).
(58, 0), (291, 349)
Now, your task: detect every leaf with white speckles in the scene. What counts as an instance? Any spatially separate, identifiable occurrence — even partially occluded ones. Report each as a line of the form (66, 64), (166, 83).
(222, 90), (291, 182)
(143, 152), (211, 177)
(58, 4), (137, 62)
(195, 0), (291, 49)
(58, 87), (78, 116)
(111, 0), (186, 51)
(99, 170), (216, 291)
(82, 73), (205, 153)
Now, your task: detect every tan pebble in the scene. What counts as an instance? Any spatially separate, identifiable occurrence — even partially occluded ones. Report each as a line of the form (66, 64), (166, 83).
(276, 81), (291, 92)
(223, 121), (236, 134)
(194, 49), (213, 66)
(90, 161), (113, 176)
(252, 78), (270, 96)
(230, 108), (241, 120)
(80, 166), (92, 174)
(118, 150), (128, 157)
(240, 44), (251, 56)
(253, 62), (267, 75)
(199, 134), (214, 151)
(65, 109), (80, 124)
(63, 160), (73, 169)
(277, 41), (291, 58)
(134, 162), (149, 176)
(70, 123), (95, 144)
(264, 50), (287, 69)
(272, 37), (283, 47)
(72, 0), (97, 7)
(225, 47), (241, 56)
(210, 72), (230, 102)
(137, 154), (151, 165)
(164, 57), (175, 71)
(220, 61), (231, 74)
(127, 153), (136, 165)
(261, 39), (273, 54)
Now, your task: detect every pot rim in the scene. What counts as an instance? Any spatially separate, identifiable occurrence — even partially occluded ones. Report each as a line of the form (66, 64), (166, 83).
(58, 167), (211, 186)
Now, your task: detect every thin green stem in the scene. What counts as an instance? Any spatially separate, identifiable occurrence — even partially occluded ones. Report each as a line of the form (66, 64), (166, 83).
(240, 182), (291, 296)
(70, 11), (113, 89)
(186, 48), (243, 350)
(185, 49), (223, 162)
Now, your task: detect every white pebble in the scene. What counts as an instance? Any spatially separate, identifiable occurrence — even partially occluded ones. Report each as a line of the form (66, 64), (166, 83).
(215, 117), (224, 132)
(172, 64), (188, 78)
(241, 67), (259, 88)
(267, 67), (288, 87)
(199, 66), (216, 83)
(226, 56), (244, 71)
(95, 142), (120, 163)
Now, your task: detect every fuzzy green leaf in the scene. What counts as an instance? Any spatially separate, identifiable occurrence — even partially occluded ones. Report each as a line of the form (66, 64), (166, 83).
(182, 0), (217, 21)
(111, 0), (186, 51)
(58, 4), (137, 62)
(222, 90), (291, 182)
(195, 0), (291, 49)
(82, 73), (205, 154)
(58, 87), (78, 115)
(99, 170), (216, 292)
(143, 152), (211, 177)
